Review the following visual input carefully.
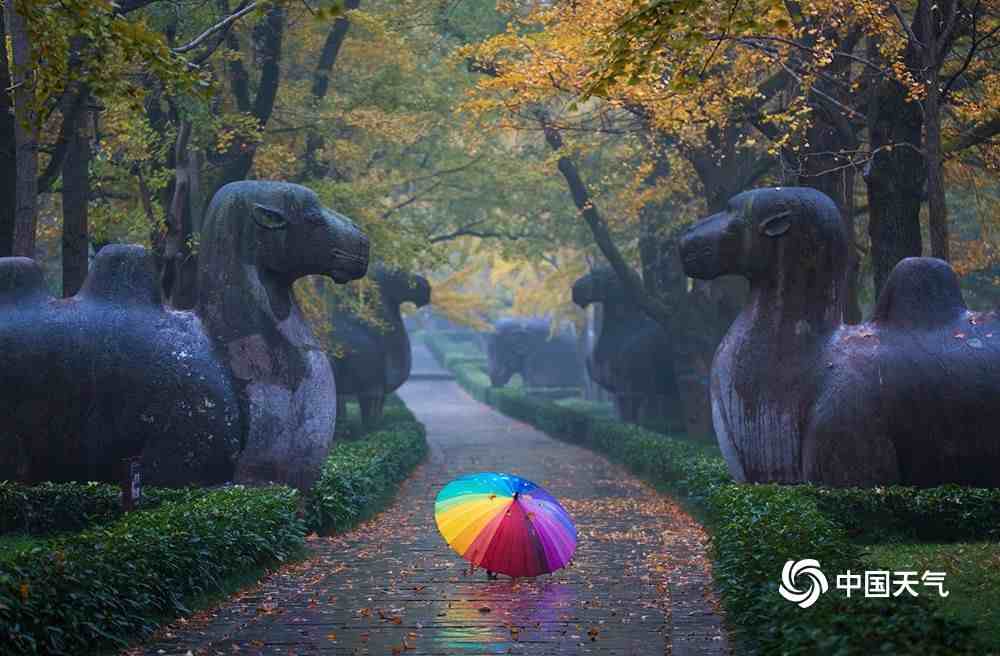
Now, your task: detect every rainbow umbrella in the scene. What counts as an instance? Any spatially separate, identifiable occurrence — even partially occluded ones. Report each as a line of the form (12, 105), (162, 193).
(435, 472), (576, 578)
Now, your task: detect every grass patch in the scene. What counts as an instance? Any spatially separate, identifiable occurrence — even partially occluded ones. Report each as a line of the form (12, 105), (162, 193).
(864, 541), (1000, 649)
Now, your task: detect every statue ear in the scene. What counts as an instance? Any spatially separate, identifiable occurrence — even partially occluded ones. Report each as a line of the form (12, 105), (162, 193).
(759, 210), (792, 238)
(252, 204), (289, 231)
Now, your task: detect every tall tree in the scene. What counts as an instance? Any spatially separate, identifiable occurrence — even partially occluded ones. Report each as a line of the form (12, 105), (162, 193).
(60, 90), (91, 296)
(0, 12), (15, 258)
(301, 0), (361, 180)
(4, 0), (38, 257)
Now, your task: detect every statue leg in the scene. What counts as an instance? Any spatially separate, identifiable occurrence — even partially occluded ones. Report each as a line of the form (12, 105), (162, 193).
(336, 394), (347, 428)
(615, 394), (638, 423)
(359, 392), (385, 431)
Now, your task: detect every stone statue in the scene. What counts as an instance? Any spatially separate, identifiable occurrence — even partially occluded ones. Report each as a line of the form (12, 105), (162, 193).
(572, 267), (682, 428)
(330, 266), (431, 428)
(0, 181), (369, 490)
(0, 247), (240, 486)
(483, 318), (583, 389)
(680, 186), (1000, 487)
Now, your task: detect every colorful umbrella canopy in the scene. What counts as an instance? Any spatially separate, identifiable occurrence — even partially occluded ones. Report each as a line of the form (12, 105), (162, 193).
(435, 472), (576, 578)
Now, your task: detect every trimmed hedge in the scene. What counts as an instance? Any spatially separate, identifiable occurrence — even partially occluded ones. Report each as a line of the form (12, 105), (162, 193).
(0, 394), (428, 654)
(711, 485), (980, 655)
(427, 331), (992, 654)
(0, 486), (304, 655)
(802, 484), (1000, 542)
(305, 396), (428, 535)
(0, 481), (208, 537)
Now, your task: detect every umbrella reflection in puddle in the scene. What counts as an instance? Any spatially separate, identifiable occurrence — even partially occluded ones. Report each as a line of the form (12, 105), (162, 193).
(431, 580), (576, 654)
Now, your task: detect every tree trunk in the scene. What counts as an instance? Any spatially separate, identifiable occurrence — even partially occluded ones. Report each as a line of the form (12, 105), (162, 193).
(302, 0), (360, 180)
(215, 4), (285, 189)
(162, 121), (203, 309)
(865, 73), (924, 297)
(0, 12), (16, 258)
(4, 0), (38, 257)
(167, 3), (284, 306)
(635, 146), (716, 437)
(61, 91), (90, 296)
(799, 119), (862, 323)
(921, 2), (950, 261)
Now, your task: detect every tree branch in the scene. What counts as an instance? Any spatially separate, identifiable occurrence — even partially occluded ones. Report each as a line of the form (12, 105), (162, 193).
(37, 86), (88, 194)
(172, 1), (257, 54)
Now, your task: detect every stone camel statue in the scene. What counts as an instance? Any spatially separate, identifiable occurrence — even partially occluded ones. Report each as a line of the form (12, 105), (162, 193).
(680, 186), (1000, 487)
(572, 267), (682, 428)
(330, 265), (431, 429)
(0, 181), (369, 490)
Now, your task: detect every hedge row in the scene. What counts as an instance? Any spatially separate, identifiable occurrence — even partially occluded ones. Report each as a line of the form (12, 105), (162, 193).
(426, 331), (991, 654)
(1, 395), (428, 654)
(305, 396), (428, 534)
(0, 482), (209, 537)
(0, 486), (304, 655)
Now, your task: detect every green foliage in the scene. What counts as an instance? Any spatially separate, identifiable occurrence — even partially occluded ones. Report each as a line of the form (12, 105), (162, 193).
(0, 486), (304, 655)
(16, 0), (210, 118)
(0, 481), (208, 537)
(801, 485), (1000, 543)
(305, 396), (428, 535)
(0, 396), (428, 653)
(711, 485), (981, 655)
(333, 395), (418, 441)
(865, 541), (1000, 650)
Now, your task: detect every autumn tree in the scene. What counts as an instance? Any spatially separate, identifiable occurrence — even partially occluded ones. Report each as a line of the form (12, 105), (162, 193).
(588, 0), (1000, 298)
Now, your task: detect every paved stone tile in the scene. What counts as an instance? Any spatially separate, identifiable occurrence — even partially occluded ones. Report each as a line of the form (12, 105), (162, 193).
(129, 346), (728, 656)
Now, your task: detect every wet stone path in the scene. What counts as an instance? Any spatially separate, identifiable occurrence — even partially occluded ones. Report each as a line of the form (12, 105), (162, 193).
(131, 346), (728, 656)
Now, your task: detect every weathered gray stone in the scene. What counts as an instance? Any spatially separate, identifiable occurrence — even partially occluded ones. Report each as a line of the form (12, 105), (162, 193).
(483, 318), (583, 389)
(680, 186), (1000, 487)
(330, 266), (430, 428)
(0, 246), (241, 486)
(0, 181), (369, 490)
(198, 181), (369, 489)
(572, 267), (681, 427)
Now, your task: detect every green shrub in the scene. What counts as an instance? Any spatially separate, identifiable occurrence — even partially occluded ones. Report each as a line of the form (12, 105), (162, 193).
(306, 400), (427, 534)
(709, 484), (981, 655)
(0, 486), (304, 655)
(424, 332), (483, 370)
(802, 484), (1000, 542)
(0, 481), (209, 537)
(334, 394), (418, 440)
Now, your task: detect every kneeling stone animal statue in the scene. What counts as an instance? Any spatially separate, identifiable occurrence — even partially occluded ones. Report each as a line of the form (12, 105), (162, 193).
(0, 181), (369, 490)
(680, 186), (1000, 487)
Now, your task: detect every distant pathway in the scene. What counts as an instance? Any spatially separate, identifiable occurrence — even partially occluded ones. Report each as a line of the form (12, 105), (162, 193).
(131, 346), (728, 655)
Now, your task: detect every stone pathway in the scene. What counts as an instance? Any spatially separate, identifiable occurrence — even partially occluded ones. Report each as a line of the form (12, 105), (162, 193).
(130, 346), (728, 656)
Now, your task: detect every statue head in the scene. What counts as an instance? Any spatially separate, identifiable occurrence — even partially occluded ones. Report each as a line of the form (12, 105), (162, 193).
(202, 181), (370, 288)
(374, 266), (431, 309)
(679, 187), (846, 283)
(484, 318), (548, 387)
(572, 267), (625, 308)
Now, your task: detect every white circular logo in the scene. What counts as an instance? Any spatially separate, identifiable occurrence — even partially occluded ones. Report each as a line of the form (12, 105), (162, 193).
(779, 559), (828, 608)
